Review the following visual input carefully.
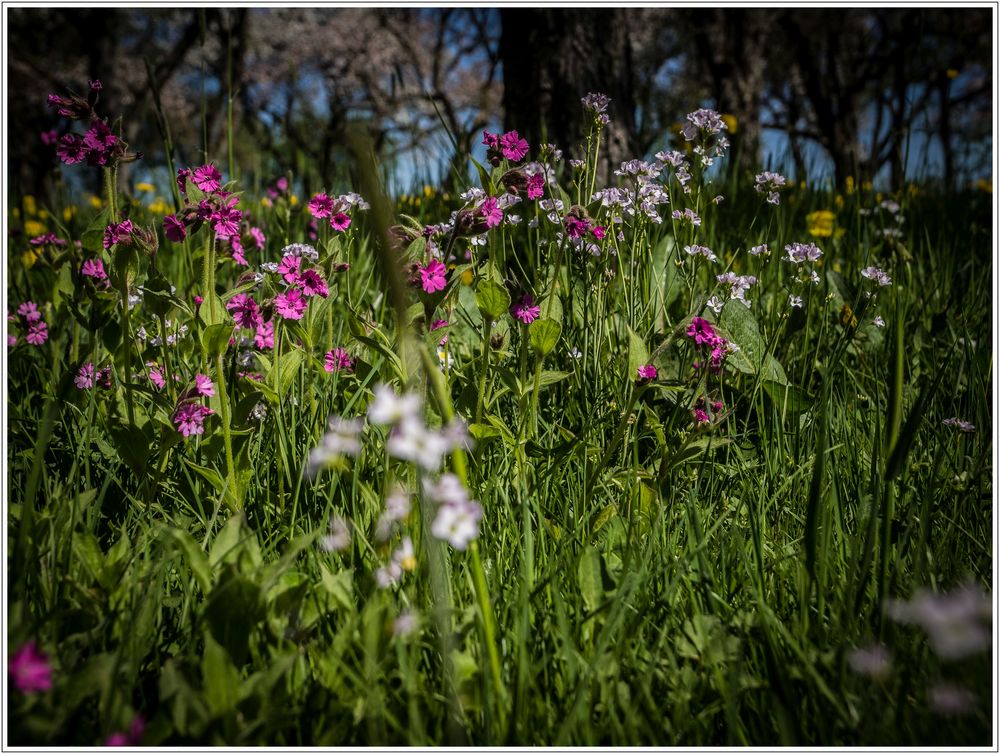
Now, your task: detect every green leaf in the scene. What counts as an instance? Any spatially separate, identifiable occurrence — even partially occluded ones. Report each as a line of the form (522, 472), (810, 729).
(109, 422), (151, 476)
(529, 318), (561, 358)
(626, 324), (650, 380)
(80, 206), (112, 252)
(319, 565), (354, 611)
(201, 631), (242, 714)
(523, 370), (571, 393)
(203, 566), (263, 667)
(578, 546), (604, 613)
(160, 527), (212, 593)
(717, 302), (788, 384)
(476, 279), (511, 321)
(202, 323), (234, 359)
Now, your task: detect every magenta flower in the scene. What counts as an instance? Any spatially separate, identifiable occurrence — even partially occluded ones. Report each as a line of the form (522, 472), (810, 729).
(176, 168), (191, 195)
(26, 321), (48, 346)
(299, 268), (329, 298)
(226, 293), (262, 330)
(526, 173), (545, 200)
(500, 130), (529, 162)
(430, 319), (449, 331)
(9, 641), (52, 694)
(693, 408), (710, 424)
(96, 366), (112, 389)
(277, 254), (302, 285)
(173, 402), (214, 438)
(511, 294), (541, 324)
(103, 219), (134, 250)
(308, 193), (334, 218)
(482, 130), (500, 150)
(419, 259), (448, 293)
(81, 259), (109, 286)
(75, 363), (96, 389)
(30, 232), (66, 247)
(592, 225), (606, 240)
(274, 288), (308, 320)
(17, 301), (41, 322)
(193, 374), (215, 397)
(163, 214), (187, 243)
(7, 335), (17, 347)
(250, 226), (266, 250)
(40, 129), (59, 146)
(226, 235), (248, 266)
(275, 176), (289, 192)
(105, 716), (145, 747)
(192, 163), (222, 193)
(330, 212), (351, 232)
(56, 134), (88, 165)
(481, 196), (503, 228)
(210, 195), (242, 237)
(82, 119), (118, 166)
(147, 362), (166, 391)
(565, 216), (591, 239)
(254, 320), (274, 349)
(636, 364), (657, 383)
(324, 347), (355, 374)
(686, 317), (718, 346)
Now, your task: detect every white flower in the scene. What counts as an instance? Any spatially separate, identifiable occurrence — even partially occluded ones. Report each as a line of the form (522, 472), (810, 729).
(375, 562), (402, 589)
(887, 584), (991, 659)
(306, 417), (364, 476)
(392, 536), (417, 572)
(431, 499), (483, 551)
(320, 515), (351, 552)
(393, 610), (419, 637)
(368, 384), (422, 425)
(280, 243), (319, 261)
(706, 296), (725, 314)
(387, 416), (450, 471)
(789, 295), (803, 308)
(684, 244), (718, 263)
(873, 316), (886, 328)
(942, 417), (976, 433)
(749, 243), (768, 256)
(861, 266), (892, 286)
(784, 242), (823, 264)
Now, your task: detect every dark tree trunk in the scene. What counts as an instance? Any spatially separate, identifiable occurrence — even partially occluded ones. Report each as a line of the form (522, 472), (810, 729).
(499, 8), (637, 180)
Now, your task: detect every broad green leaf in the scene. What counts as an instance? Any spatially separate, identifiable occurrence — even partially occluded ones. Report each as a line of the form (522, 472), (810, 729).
(626, 324), (650, 380)
(529, 318), (561, 358)
(201, 631), (242, 714)
(202, 323), (233, 359)
(476, 279), (510, 321)
(578, 546), (604, 612)
(160, 527), (212, 593)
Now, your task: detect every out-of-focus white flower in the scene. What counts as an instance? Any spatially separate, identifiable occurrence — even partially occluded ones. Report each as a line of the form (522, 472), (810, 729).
(887, 584), (991, 660)
(320, 515), (351, 552)
(387, 416), (451, 471)
(846, 643), (892, 680)
(368, 384), (422, 425)
(306, 417), (364, 476)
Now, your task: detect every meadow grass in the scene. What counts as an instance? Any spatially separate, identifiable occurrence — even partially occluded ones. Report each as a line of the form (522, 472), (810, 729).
(5, 95), (993, 746)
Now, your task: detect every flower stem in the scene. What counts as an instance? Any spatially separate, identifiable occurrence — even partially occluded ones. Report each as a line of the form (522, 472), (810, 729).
(215, 351), (238, 511)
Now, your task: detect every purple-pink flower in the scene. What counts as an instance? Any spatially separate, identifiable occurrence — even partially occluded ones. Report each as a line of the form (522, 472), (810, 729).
(26, 321), (48, 346)
(193, 374), (215, 397)
(17, 301), (41, 322)
(75, 363), (96, 389)
(330, 212), (351, 232)
(250, 226), (266, 250)
(163, 214), (187, 243)
(255, 320), (274, 349)
(419, 259), (448, 293)
(227, 293), (262, 330)
(56, 134), (88, 165)
(274, 289), (308, 320)
(103, 219), (134, 250)
(308, 193), (334, 219)
(9, 641), (52, 693)
(277, 254), (302, 285)
(192, 163), (222, 193)
(173, 402), (214, 437)
(636, 364), (657, 383)
(511, 294), (541, 324)
(105, 716), (145, 747)
(147, 362), (166, 391)
(526, 173), (545, 200)
(481, 196), (503, 229)
(500, 130), (529, 162)
(565, 215), (591, 239)
(81, 258), (109, 286)
(210, 195), (242, 237)
(324, 347), (355, 374)
(299, 268), (329, 298)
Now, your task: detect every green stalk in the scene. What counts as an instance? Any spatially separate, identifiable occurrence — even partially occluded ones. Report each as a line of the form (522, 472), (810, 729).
(215, 352), (238, 510)
(106, 167), (135, 425)
(474, 317), (493, 426)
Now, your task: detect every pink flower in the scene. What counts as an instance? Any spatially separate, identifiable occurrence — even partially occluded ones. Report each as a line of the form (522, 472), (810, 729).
(96, 366), (112, 389)
(172, 402), (214, 437)
(324, 347), (355, 373)
(277, 254), (302, 285)
(430, 319), (449, 331)
(9, 641), (52, 693)
(192, 163), (222, 193)
(193, 374), (215, 397)
(482, 130), (500, 150)
(103, 220), (134, 250)
(7, 335), (17, 347)
(40, 129), (59, 146)
(17, 301), (41, 322)
(592, 225), (606, 240)
(163, 214), (187, 243)
(275, 176), (289, 193)
(636, 364), (657, 383)
(56, 134), (87, 165)
(330, 212), (351, 232)
(565, 216), (591, 239)
(500, 130), (529, 162)
(693, 408), (710, 423)
(227, 293), (262, 330)
(686, 317), (718, 346)
(82, 119), (117, 166)
(105, 716), (145, 747)
(254, 320), (274, 349)
(308, 193), (334, 218)
(26, 321), (48, 346)
(250, 227), (266, 250)
(419, 259), (448, 293)
(210, 195), (242, 237)
(221, 234), (247, 266)
(274, 289), (308, 320)
(176, 168), (191, 195)
(526, 173), (545, 200)
(147, 362), (166, 391)
(299, 268), (329, 298)
(30, 232), (66, 247)
(81, 258), (109, 285)
(481, 196), (503, 228)
(511, 294), (541, 324)
(75, 363), (95, 389)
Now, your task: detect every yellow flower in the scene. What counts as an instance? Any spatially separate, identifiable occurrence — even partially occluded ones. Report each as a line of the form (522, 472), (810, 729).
(63, 206), (77, 222)
(24, 220), (46, 237)
(148, 197), (172, 215)
(906, 184), (921, 198)
(946, 68), (959, 80)
(423, 184), (434, 198)
(23, 196), (37, 216)
(834, 195), (844, 210)
(88, 194), (104, 209)
(806, 210), (836, 238)
(861, 181), (873, 192)
(845, 176), (855, 194)
(461, 268), (474, 286)
(721, 114), (738, 133)
(135, 182), (156, 193)
(22, 248), (40, 268)
(289, 194), (299, 206)
(261, 197), (273, 208)
(11, 208), (20, 219)
(37, 208), (49, 219)
(876, 192), (883, 204)
(976, 178), (992, 193)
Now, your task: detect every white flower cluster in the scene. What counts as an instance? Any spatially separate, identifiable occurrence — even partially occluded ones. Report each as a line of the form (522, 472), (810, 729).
(783, 242), (823, 264)
(754, 171), (787, 205)
(716, 272), (758, 308)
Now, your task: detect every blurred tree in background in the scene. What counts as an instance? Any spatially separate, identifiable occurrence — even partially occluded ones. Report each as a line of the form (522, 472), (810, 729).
(6, 6), (992, 199)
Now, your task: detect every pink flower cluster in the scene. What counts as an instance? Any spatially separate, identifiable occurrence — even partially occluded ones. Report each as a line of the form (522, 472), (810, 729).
(9, 301), (48, 347)
(565, 214), (605, 241)
(636, 364), (658, 385)
(324, 347), (355, 374)
(418, 259), (448, 294)
(81, 258), (109, 288)
(74, 363), (113, 390)
(307, 192), (362, 232)
(483, 129), (530, 165)
(693, 396), (725, 424)
(686, 317), (729, 373)
(163, 164), (245, 248)
(511, 293), (541, 324)
(103, 219), (134, 250)
(8, 640), (52, 693)
(270, 251), (330, 319)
